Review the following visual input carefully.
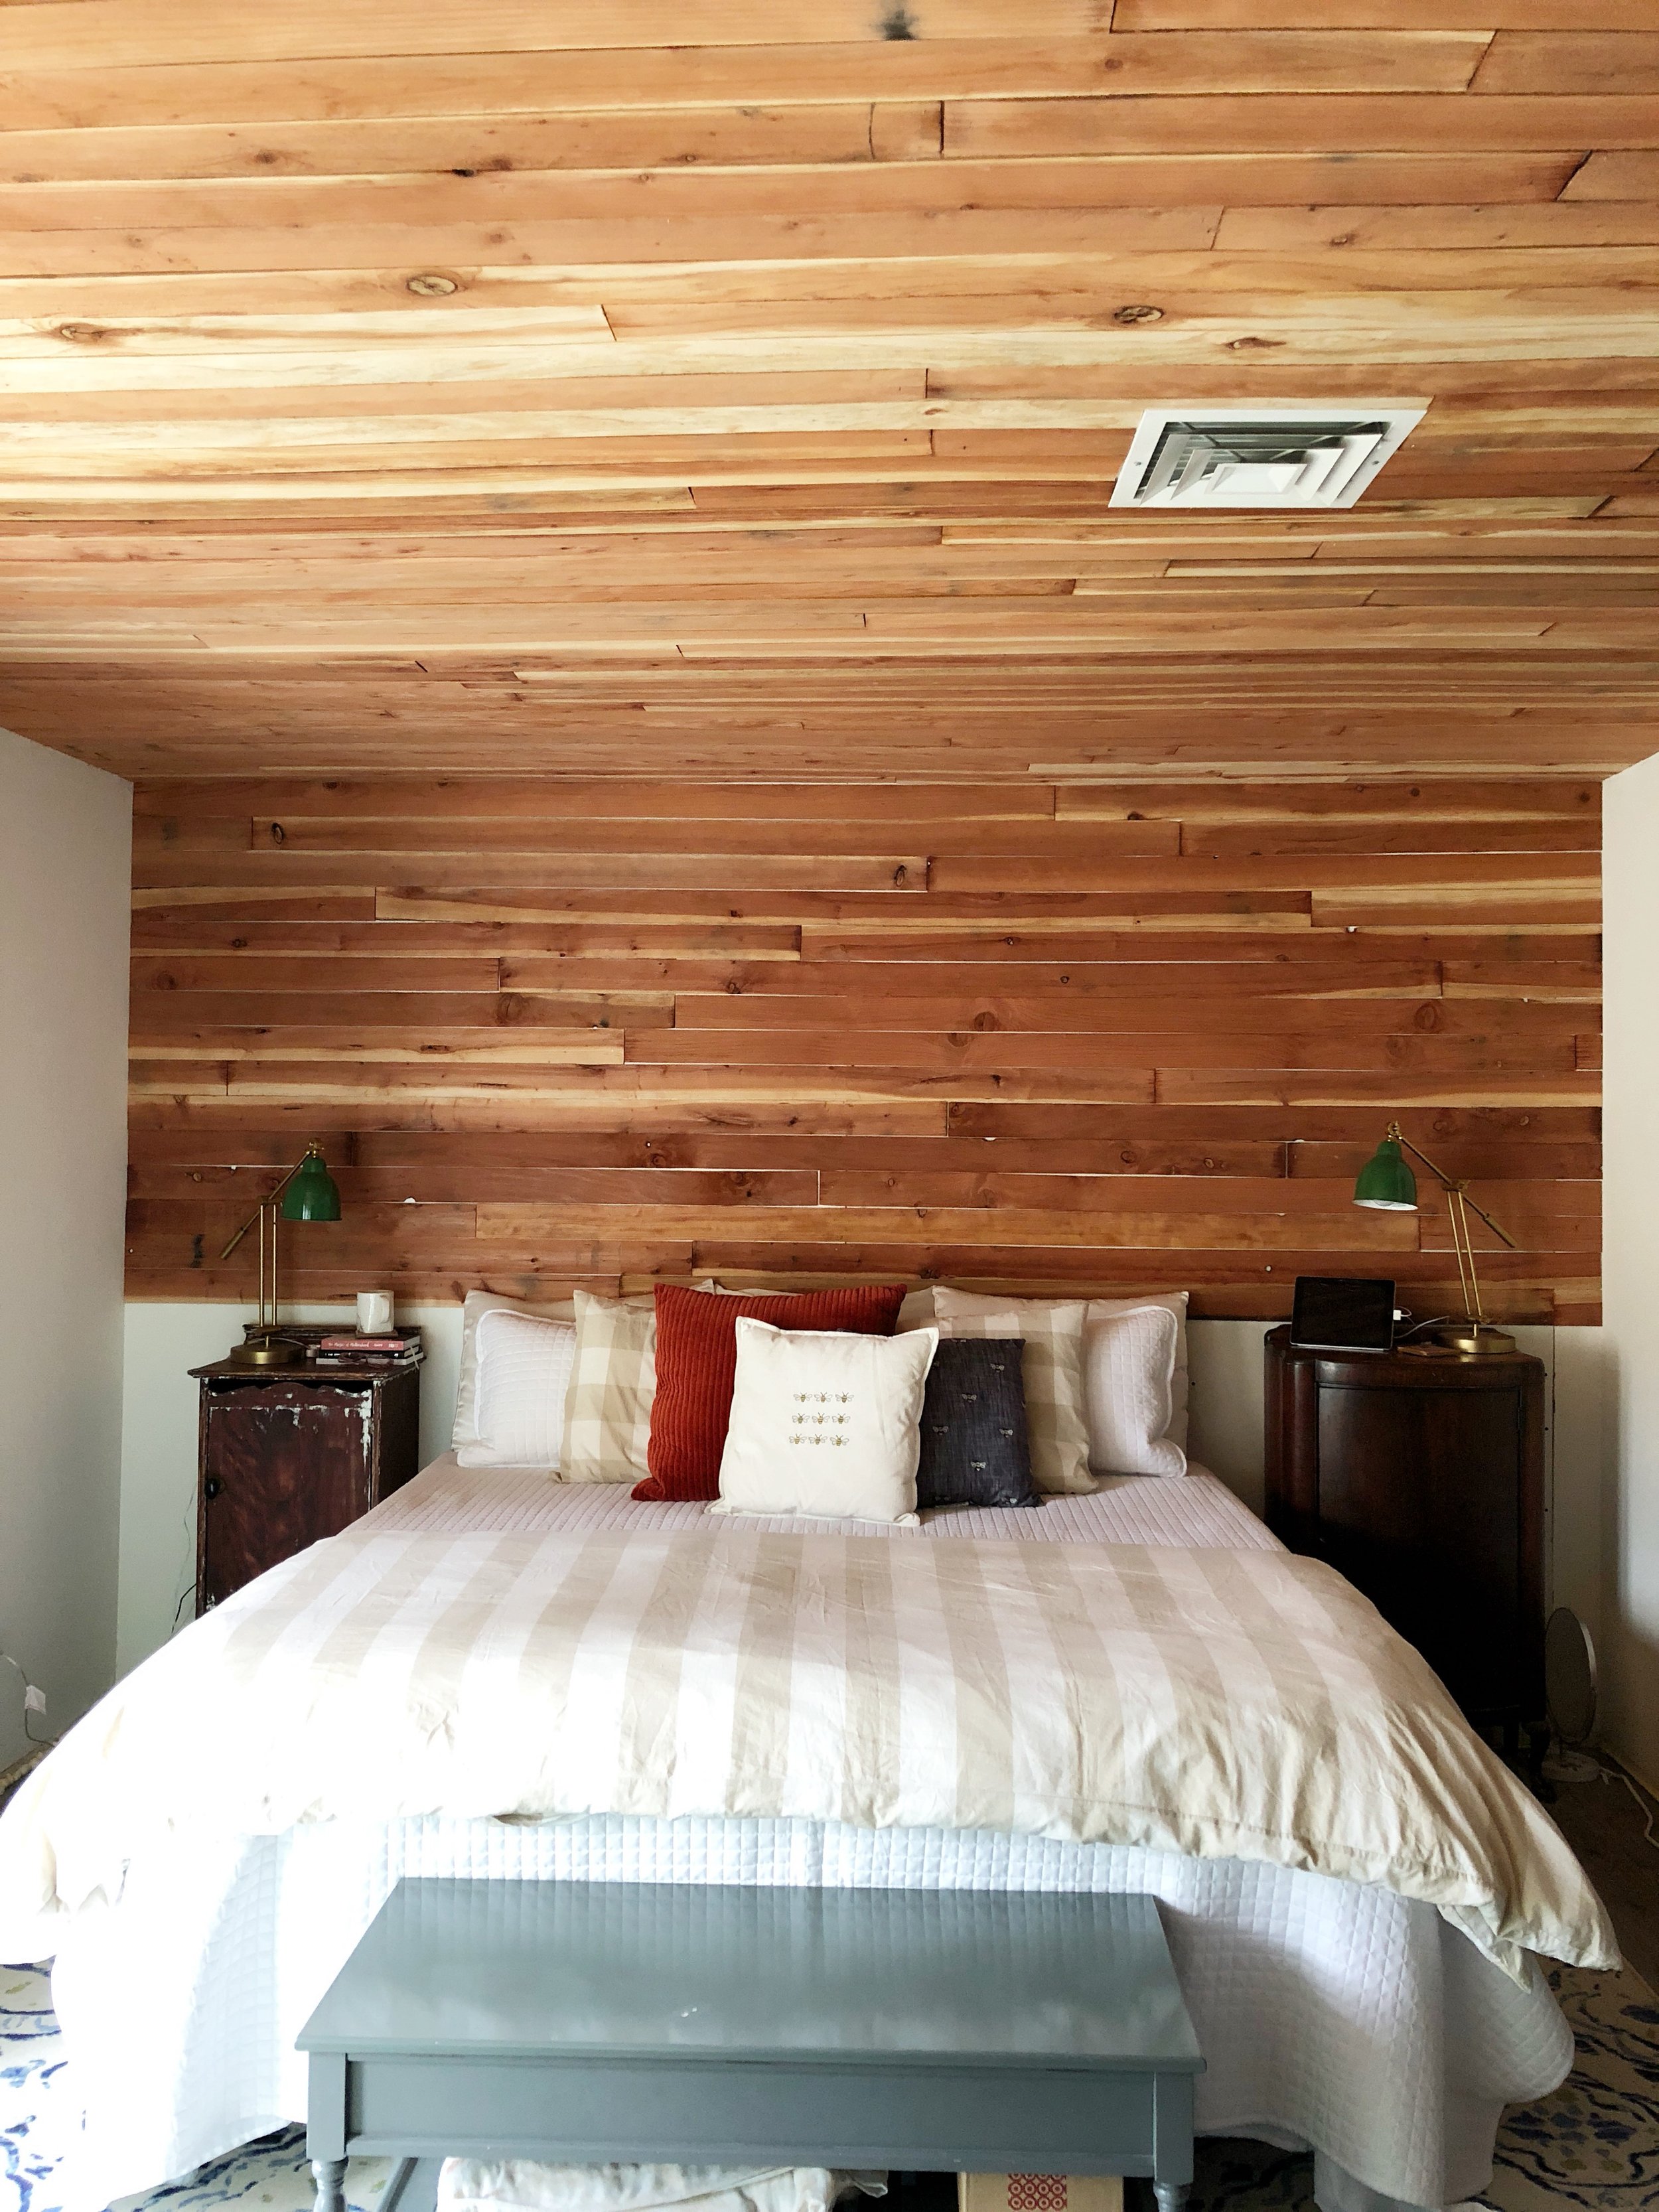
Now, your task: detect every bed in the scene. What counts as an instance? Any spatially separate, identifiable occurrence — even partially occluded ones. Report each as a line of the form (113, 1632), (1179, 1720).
(1, 1455), (1610, 2212)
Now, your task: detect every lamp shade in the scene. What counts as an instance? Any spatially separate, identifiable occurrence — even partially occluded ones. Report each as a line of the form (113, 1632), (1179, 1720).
(1353, 1134), (1418, 1213)
(279, 1145), (342, 1222)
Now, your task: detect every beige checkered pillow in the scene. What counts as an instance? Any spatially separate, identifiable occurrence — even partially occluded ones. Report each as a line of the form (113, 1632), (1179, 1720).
(558, 1290), (657, 1483)
(930, 1288), (1092, 1495)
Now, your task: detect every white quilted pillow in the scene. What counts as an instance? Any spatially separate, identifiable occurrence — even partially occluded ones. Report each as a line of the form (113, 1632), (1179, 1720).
(1088, 1291), (1189, 1448)
(453, 1288), (576, 1449)
(1084, 1305), (1186, 1478)
(458, 1307), (578, 1471)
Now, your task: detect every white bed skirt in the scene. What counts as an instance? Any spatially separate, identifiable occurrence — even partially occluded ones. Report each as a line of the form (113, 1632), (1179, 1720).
(48, 1810), (1569, 2212)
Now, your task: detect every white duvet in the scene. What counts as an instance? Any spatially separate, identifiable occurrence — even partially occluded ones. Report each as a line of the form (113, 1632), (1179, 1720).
(0, 1519), (1611, 1978)
(2, 1463), (1611, 2212)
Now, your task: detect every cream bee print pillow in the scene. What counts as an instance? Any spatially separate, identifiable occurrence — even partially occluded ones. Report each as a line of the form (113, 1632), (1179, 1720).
(712, 1318), (938, 1524)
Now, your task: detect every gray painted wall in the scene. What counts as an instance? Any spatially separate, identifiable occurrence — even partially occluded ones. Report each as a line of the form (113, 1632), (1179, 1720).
(0, 728), (130, 1764)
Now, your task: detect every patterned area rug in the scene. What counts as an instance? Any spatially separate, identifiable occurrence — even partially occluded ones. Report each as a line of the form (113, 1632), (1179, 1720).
(2, 1960), (1655, 2212)
(1157, 1966), (1659, 2212)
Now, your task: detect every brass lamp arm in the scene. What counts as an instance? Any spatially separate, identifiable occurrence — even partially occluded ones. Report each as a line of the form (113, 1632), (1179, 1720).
(1388, 1126), (1518, 1252)
(219, 1155), (312, 1263)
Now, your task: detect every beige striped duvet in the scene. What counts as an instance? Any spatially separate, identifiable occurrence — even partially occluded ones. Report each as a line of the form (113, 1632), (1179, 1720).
(0, 1520), (1614, 1978)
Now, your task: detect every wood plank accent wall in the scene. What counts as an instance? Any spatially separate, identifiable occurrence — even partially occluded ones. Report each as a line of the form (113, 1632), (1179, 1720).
(127, 775), (1603, 1323)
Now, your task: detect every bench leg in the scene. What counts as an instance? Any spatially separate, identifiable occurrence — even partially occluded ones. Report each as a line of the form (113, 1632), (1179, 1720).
(1151, 2067), (1194, 2212)
(313, 2156), (349, 2212)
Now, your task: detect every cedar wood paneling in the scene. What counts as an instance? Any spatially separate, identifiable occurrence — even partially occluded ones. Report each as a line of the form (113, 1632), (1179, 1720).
(125, 775), (1602, 1323)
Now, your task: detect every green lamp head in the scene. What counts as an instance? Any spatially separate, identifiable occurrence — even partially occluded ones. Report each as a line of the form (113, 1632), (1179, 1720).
(279, 1142), (342, 1222)
(1353, 1126), (1418, 1213)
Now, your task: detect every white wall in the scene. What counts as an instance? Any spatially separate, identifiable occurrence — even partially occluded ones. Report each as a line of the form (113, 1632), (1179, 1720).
(116, 1303), (1606, 1678)
(1187, 1319), (1271, 1512)
(0, 729), (130, 1767)
(1601, 753), (1659, 1789)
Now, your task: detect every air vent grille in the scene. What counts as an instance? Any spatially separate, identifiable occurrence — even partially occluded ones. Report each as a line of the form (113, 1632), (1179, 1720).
(1112, 405), (1425, 510)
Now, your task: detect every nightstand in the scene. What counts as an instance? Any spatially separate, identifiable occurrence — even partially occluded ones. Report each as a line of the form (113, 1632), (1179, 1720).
(190, 1333), (423, 1611)
(1263, 1325), (1546, 1762)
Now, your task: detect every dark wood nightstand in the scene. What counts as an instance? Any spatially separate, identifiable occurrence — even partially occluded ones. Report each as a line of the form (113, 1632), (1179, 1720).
(190, 1334), (423, 1611)
(1263, 1325), (1546, 1762)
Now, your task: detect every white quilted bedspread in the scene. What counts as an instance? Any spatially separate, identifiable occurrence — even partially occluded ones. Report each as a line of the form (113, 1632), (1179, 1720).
(21, 1463), (1587, 2212)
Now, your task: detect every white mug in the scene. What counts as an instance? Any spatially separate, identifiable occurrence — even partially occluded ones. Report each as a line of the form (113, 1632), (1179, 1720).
(356, 1290), (394, 1335)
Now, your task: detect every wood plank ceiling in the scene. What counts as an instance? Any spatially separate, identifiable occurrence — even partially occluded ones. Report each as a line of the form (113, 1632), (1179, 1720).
(0, 0), (1656, 780)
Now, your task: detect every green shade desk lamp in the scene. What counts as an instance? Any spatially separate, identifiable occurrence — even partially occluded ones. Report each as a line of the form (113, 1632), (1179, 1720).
(219, 1142), (342, 1368)
(1353, 1122), (1517, 1356)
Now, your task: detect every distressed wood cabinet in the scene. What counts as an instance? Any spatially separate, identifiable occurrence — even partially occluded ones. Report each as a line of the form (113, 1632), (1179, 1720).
(1263, 1325), (1546, 1757)
(191, 1351), (422, 1611)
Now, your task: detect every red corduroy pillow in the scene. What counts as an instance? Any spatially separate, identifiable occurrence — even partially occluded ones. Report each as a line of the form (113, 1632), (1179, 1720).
(635, 1282), (909, 1501)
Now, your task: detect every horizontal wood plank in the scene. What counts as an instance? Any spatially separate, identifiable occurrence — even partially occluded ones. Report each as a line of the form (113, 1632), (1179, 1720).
(121, 774), (1599, 1310)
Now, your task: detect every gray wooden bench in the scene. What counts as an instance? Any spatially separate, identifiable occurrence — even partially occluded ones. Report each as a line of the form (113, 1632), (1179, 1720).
(299, 1880), (1202, 2212)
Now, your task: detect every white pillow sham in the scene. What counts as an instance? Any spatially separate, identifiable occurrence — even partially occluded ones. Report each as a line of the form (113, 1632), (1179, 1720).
(1088, 1291), (1190, 1449)
(453, 1289), (576, 1450)
(457, 1307), (577, 1471)
(1082, 1304), (1186, 1478)
(711, 1319), (938, 1525)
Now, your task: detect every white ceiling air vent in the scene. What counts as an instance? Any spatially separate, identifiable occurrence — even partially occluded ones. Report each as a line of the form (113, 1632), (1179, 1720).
(1110, 405), (1425, 510)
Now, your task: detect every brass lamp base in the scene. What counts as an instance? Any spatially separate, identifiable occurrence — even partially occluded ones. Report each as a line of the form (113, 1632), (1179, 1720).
(1427, 1321), (1517, 1357)
(228, 1331), (303, 1369)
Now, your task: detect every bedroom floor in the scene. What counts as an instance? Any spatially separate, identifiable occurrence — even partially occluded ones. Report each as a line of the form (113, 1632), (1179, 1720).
(1546, 1761), (1659, 1990)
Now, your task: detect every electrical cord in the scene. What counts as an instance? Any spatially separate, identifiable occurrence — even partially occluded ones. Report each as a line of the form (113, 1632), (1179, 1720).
(1546, 1745), (1659, 1852)
(1614, 1764), (1659, 1851)
(0, 1649), (50, 1745)
(1396, 1314), (1457, 1343)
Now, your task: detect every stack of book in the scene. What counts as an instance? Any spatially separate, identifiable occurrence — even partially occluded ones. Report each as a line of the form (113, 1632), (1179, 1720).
(310, 1330), (423, 1368)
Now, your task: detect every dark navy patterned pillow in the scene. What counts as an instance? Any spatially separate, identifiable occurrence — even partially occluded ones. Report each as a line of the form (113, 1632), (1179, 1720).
(915, 1336), (1038, 1509)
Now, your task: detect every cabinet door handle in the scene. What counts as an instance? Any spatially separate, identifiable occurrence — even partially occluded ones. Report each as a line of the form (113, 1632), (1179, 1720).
(204, 1476), (224, 1500)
